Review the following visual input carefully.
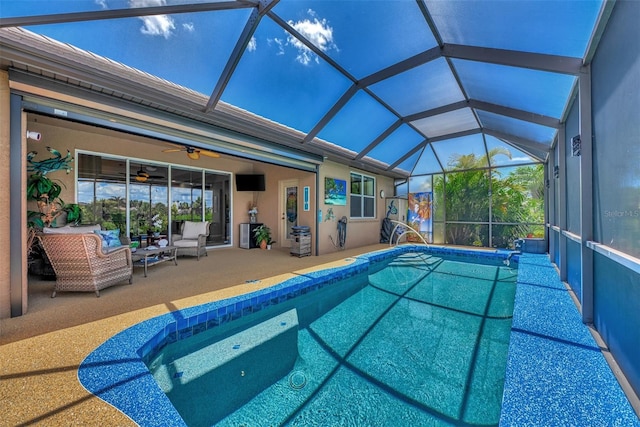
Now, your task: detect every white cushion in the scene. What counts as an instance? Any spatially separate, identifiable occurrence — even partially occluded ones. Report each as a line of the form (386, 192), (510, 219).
(43, 224), (101, 234)
(181, 221), (207, 239)
(173, 240), (198, 248)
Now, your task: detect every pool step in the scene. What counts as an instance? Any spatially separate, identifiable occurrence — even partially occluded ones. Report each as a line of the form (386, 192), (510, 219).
(164, 308), (299, 426)
(369, 254), (439, 289)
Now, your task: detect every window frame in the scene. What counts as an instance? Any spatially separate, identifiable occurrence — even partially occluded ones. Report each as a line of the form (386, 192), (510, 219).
(349, 171), (376, 219)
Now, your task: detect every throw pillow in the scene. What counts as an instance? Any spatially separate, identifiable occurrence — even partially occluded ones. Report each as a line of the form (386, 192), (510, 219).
(95, 229), (122, 248)
(182, 221), (207, 239)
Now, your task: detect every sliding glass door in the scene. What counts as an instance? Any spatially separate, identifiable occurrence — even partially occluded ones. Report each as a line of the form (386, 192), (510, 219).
(77, 152), (231, 247)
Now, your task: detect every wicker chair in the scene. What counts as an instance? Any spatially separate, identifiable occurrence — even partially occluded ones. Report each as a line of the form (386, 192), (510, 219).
(38, 233), (133, 297)
(172, 221), (210, 260)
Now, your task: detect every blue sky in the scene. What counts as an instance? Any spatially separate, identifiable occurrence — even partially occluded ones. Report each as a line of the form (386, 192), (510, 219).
(2, 0), (438, 163)
(2, 0), (597, 171)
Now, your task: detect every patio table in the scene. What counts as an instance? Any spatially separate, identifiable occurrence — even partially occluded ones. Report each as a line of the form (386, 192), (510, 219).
(131, 245), (178, 277)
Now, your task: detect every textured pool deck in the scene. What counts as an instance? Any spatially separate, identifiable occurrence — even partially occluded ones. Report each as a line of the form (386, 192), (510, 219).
(501, 253), (639, 426)
(76, 246), (639, 426)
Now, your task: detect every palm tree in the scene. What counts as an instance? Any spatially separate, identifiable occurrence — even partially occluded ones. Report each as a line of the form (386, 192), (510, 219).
(436, 147), (512, 246)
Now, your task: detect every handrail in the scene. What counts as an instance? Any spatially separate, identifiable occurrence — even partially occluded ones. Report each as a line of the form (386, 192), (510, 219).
(389, 219), (429, 247)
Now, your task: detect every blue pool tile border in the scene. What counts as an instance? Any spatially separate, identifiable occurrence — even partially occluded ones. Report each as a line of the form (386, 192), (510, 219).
(78, 247), (637, 426)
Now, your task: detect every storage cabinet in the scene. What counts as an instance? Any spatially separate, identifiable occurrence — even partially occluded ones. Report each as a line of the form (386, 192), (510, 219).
(239, 223), (263, 249)
(290, 226), (311, 257)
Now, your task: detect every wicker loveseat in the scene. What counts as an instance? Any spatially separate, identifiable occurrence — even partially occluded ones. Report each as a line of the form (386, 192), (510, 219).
(171, 221), (210, 260)
(38, 225), (133, 297)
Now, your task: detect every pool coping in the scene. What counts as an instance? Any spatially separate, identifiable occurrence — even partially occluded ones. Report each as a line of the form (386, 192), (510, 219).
(78, 245), (639, 426)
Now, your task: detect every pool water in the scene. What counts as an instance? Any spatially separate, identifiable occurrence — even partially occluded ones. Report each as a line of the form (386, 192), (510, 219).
(148, 252), (518, 426)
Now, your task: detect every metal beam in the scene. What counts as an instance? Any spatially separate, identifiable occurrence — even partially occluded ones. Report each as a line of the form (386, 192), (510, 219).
(442, 44), (585, 76)
(416, 0), (445, 47)
(358, 47), (441, 88)
(583, 0), (617, 65)
(205, 0), (278, 113)
(302, 84), (359, 144)
(557, 126), (568, 282)
(267, 11), (357, 85)
(404, 100), (469, 123)
(469, 100), (561, 129)
(387, 139), (428, 171)
(483, 129), (549, 161)
(355, 120), (402, 160)
(426, 128), (481, 144)
(579, 65), (594, 323)
(10, 94), (24, 317)
(0, 1), (255, 28)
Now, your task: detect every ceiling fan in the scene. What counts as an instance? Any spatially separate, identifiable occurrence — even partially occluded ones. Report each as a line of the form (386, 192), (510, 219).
(162, 144), (220, 160)
(133, 165), (164, 182)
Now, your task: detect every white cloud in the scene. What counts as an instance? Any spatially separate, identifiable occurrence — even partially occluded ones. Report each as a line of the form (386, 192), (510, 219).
(286, 9), (337, 65)
(268, 38), (285, 56)
(95, 0), (108, 9)
(247, 36), (257, 52)
(182, 22), (195, 33)
(129, 0), (176, 39)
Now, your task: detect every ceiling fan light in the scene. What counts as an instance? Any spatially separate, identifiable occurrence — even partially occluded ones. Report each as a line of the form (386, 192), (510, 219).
(187, 151), (200, 160)
(135, 175), (148, 182)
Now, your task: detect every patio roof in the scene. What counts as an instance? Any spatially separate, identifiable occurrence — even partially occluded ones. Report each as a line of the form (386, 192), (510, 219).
(0, 0), (612, 177)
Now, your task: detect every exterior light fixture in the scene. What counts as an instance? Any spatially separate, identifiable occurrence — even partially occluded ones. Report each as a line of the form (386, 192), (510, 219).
(26, 131), (42, 141)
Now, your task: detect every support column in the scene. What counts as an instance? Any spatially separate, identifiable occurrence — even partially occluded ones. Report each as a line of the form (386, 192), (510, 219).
(579, 65), (594, 324)
(0, 71), (11, 318)
(547, 150), (556, 263)
(557, 126), (568, 282)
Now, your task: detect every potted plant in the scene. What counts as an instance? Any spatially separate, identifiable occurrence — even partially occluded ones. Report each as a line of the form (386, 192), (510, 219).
(151, 214), (164, 237)
(26, 173), (82, 276)
(266, 237), (276, 250)
(253, 224), (271, 250)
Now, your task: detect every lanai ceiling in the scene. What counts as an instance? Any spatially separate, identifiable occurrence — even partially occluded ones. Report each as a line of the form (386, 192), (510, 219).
(0, 0), (610, 178)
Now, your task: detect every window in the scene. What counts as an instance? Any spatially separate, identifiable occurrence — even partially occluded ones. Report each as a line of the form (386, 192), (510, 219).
(77, 152), (231, 246)
(350, 172), (375, 218)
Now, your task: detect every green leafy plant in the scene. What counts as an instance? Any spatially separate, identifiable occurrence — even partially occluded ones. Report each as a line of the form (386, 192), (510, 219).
(26, 172), (82, 257)
(253, 225), (272, 248)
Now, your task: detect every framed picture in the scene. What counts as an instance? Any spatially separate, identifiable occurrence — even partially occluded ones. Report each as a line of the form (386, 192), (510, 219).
(324, 177), (347, 205)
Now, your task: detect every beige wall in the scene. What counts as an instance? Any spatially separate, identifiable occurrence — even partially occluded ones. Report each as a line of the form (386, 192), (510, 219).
(25, 115), (317, 251)
(317, 161), (394, 254)
(252, 164), (316, 252)
(5, 111), (396, 319)
(24, 115), (395, 257)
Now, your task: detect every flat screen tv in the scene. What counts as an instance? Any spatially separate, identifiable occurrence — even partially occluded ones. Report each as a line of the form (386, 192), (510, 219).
(235, 174), (265, 191)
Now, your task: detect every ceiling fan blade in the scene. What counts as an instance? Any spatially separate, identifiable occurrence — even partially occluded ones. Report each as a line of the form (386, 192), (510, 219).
(187, 151), (200, 160)
(199, 150), (220, 158)
(162, 148), (183, 153)
(200, 150), (220, 159)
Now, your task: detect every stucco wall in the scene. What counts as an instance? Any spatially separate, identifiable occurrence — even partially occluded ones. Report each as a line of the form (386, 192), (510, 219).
(317, 161), (394, 255)
(25, 114), (306, 250)
(25, 115), (394, 258)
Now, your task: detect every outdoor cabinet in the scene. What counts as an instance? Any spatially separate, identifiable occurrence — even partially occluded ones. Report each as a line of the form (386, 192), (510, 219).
(239, 223), (263, 249)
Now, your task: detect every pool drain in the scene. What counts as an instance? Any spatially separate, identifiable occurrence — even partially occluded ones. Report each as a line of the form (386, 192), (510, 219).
(288, 370), (307, 390)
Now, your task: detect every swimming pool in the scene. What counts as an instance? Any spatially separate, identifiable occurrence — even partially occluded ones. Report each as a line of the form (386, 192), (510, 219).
(148, 252), (517, 426)
(79, 245), (639, 426)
